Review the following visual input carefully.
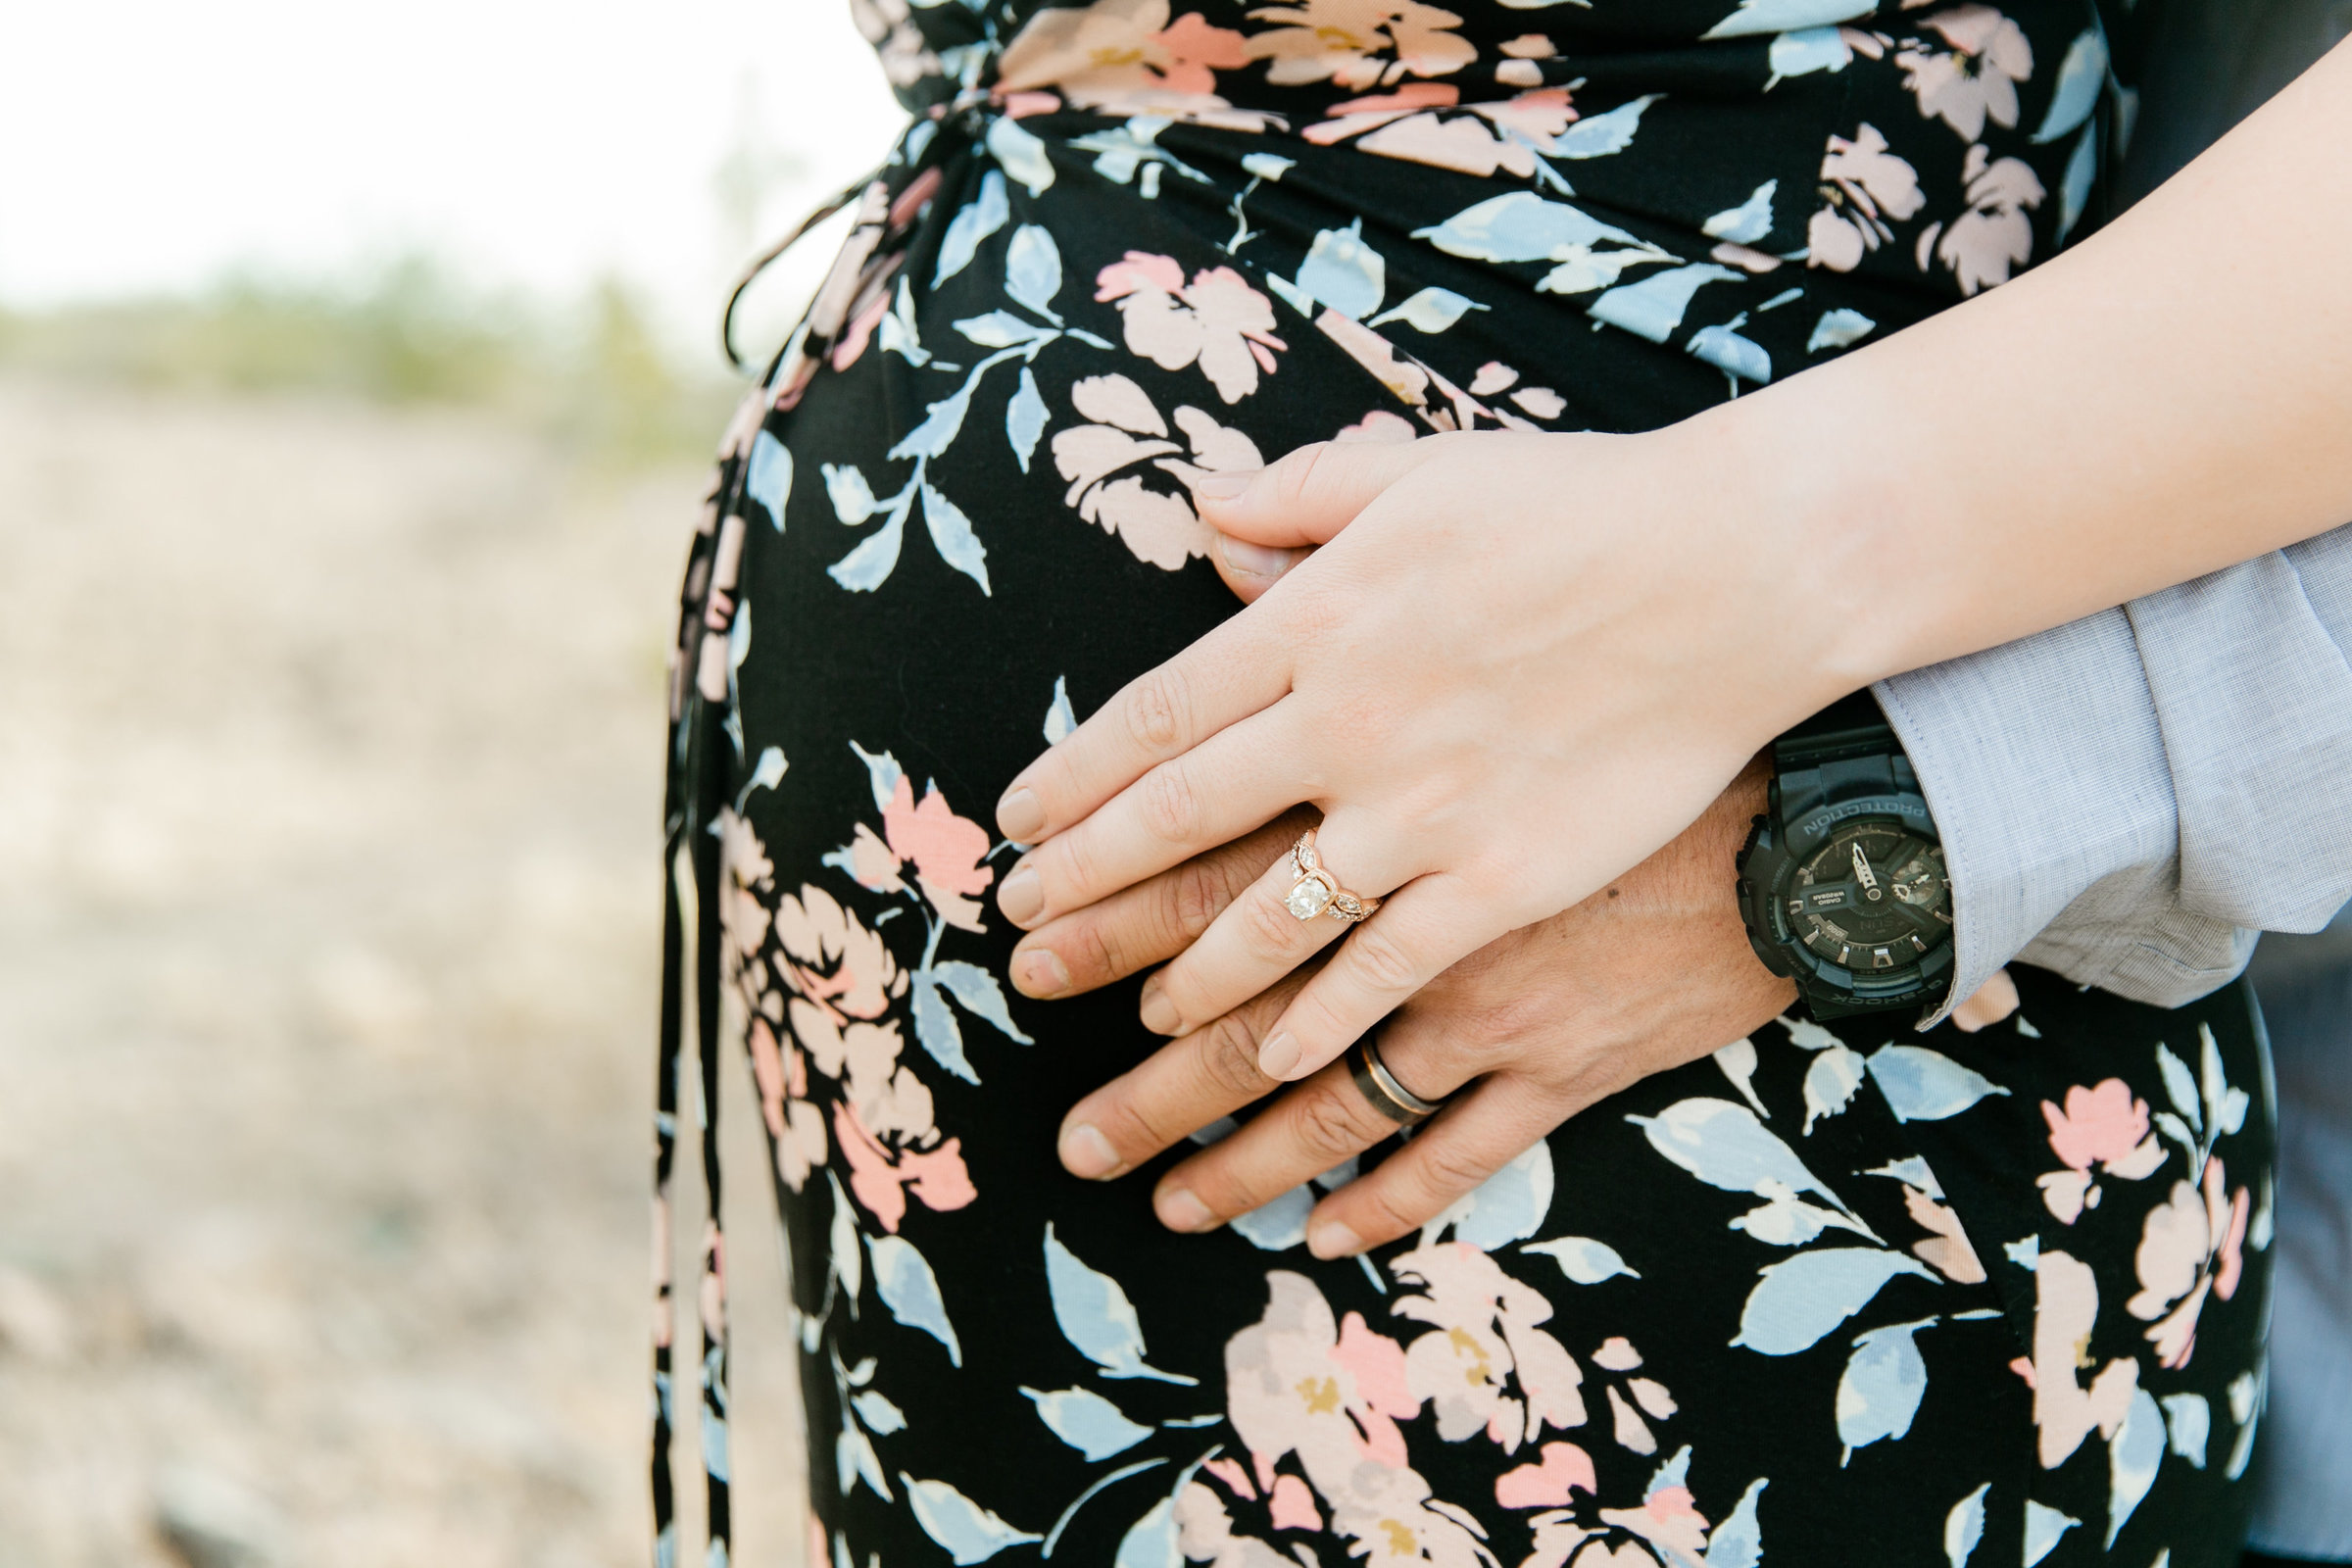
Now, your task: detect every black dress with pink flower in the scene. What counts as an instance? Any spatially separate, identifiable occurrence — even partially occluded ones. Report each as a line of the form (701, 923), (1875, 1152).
(652, 3), (2277, 1565)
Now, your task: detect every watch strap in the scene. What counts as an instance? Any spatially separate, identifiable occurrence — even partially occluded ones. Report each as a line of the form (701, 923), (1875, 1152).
(1772, 692), (1917, 823)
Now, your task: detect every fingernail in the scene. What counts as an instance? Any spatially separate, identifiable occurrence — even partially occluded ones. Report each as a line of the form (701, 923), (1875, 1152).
(1193, 469), (1256, 501)
(1307, 1220), (1362, 1259)
(1156, 1187), (1215, 1232)
(1138, 978), (1180, 1036)
(1060, 1123), (1124, 1180)
(997, 787), (1045, 841)
(1217, 534), (1293, 579)
(1257, 1031), (1300, 1080)
(1015, 948), (1070, 998)
(999, 867), (1044, 925)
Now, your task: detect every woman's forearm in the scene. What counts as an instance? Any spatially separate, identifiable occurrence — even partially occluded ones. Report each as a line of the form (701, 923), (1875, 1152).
(1720, 35), (2352, 695)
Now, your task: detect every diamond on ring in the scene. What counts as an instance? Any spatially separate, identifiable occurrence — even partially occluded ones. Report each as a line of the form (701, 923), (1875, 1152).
(1285, 831), (1376, 923)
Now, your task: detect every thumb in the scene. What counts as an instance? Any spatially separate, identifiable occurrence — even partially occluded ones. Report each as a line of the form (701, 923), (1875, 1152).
(1191, 433), (1439, 548)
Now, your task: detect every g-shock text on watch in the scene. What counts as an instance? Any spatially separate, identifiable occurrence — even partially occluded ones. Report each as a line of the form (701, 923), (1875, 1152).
(1735, 693), (1953, 1019)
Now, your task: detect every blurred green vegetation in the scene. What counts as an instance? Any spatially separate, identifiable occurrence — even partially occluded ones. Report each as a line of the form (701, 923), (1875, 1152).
(0, 258), (744, 467)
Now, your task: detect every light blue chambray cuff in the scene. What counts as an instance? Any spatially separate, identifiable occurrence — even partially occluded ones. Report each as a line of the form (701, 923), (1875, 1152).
(1872, 608), (2180, 1027)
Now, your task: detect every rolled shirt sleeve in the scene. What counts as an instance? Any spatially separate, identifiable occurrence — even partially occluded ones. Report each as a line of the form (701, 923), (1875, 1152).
(1872, 524), (2352, 1027)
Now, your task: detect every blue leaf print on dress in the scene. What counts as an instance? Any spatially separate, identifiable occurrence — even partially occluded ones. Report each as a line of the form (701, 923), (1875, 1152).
(1043, 675), (1077, 745)
(1368, 286), (1489, 333)
(1806, 308), (1877, 352)
(1865, 1046), (2009, 1122)
(1588, 264), (1744, 343)
(956, 311), (1060, 350)
(848, 741), (905, 814)
(823, 463), (882, 523)
(1424, 1141), (1553, 1250)
(1043, 1223), (1200, 1385)
(1701, 0), (1876, 38)
(870, 1232), (964, 1366)
(2023, 1499), (2080, 1566)
(1837, 1319), (1931, 1461)
(911, 973), (979, 1084)
(1414, 190), (1641, 263)
(2160, 1392), (2210, 1468)
(930, 958), (1035, 1044)
(854, 1388), (908, 1435)
(1687, 315), (1772, 384)
(1005, 223), (1064, 319)
(1007, 368), (1051, 474)
(1732, 1248), (1936, 1354)
(1554, 95), (1662, 159)
(1700, 180), (1778, 244)
(1803, 1043), (1866, 1133)
(986, 116), (1056, 196)
(1943, 1482), (1989, 1567)
(1702, 1478), (1769, 1567)
(2108, 1387), (2166, 1544)
(1229, 1182), (1314, 1250)
(890, 376), (982, 463)
(1767, 26), (1853, 82)
(935, 169), (1009, 287)
(828, 493), (913, 592)
(1296, 219), (1387, 318)
(1522, 1235), (1641, 1284)
(900, 1473), (1044, 1563)
(745, 430), (793, 527)
(920, 482), (994, 595)
(2031, 26), (2109, 144)
(1630, 1097), (1856, 1214)
(1112, 1493), (1180, 1568)
(1020, 1385), (1153, 1459)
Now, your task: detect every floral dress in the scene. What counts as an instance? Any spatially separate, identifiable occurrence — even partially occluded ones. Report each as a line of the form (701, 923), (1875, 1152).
(652, 3), (2277, 1565)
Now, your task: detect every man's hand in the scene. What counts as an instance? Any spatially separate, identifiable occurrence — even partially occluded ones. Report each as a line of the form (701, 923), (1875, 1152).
(1010, 760), (1797, 1257)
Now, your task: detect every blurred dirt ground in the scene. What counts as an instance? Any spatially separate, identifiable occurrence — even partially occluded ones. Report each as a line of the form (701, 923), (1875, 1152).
(0, 373), (805, 1566)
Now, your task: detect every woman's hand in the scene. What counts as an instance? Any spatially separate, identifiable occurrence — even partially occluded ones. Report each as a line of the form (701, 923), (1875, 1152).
(993, 423), (1867, 1088)
(1012, 761), (1796, 1256)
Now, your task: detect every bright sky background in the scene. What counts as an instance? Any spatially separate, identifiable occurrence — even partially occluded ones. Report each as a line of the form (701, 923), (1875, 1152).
(0, 0), (909, 361)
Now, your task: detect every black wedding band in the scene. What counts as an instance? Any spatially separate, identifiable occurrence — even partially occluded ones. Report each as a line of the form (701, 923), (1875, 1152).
(1347, 1039), (1446, 1126)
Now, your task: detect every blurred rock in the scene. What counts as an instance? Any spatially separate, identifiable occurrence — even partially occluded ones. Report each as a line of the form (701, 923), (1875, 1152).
(0, 1265), (73, 1363)
(154, 1463), (284, 1568)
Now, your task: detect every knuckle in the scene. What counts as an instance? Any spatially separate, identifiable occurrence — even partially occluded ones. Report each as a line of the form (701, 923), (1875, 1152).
(1289, 1085), (1377, 1164)
(1100, 1087), (1181, 1156)
(1049, 824), (1103, 902)
(1195, 1012), (1274, 1100)
(1138, 761), (1200, 844)
(1169, 858), (1227, 941)
(1123, 668), (1190, 754)
(1345, 922), (1421, 996)
(1354, 1179), (1425, 1242)
(1240, 885), (1309, 954)
(1411, 1136), (1501, 1202)
(1063, 917), (1123, 989)
(1271, 442), (1334, 509)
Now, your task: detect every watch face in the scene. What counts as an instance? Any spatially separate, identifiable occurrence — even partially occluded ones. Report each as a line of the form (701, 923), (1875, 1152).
(1786, 818), (1950, 972)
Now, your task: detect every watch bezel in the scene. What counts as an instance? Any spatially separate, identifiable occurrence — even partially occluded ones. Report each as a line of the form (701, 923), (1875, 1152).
(1739, 793), (1953, 1016)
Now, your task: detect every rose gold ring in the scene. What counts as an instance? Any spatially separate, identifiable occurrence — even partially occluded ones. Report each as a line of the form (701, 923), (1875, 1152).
(1284, 830), (1379, 923)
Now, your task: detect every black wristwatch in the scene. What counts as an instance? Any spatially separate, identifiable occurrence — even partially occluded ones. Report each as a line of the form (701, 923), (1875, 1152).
(1736, 692), (1953, 1019)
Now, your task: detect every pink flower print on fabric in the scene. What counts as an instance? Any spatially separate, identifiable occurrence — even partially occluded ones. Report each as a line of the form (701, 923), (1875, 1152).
(1095, 253), (1288, 404)
(846, 775), (997, 932)
(832, 1100), (976, 1233)
(1808, 123), (1926, 273)
(2127, 1154), (2251, 1369)
(1302, 84), (1582, 181)
(2013, 1248), (2139, 1469)
(773, 882), (908, 1024)
(1391, 1242), (1586, 1452)
(749, 1016), (830, 1192)
(2035, 1077), (2169, 1223)
(1930, 144), (2046, 295)
(1051, 372), (1265, 569)
(1221, 1270), (1490, 1568)
(1494, 1441), (1597, 1509)
(1897, 6), (2035, 142)
(997, 0), (1250, 118)
(1244, 0), (1478, 91)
